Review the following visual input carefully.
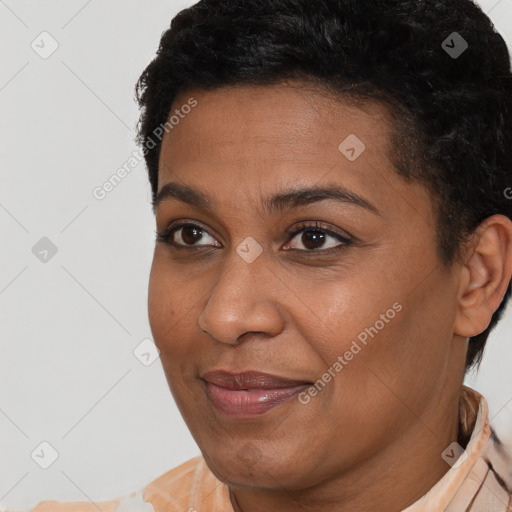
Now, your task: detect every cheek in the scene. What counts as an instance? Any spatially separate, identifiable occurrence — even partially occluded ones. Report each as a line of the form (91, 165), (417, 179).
(147, 256), (207, 378)
(325, 270), (458, 430)
(147, 256), (187, 360)
(300, 274), (400, 364)
(299, 252), (452, 405)
(147, 263), (170, 339)
(147, 253), (194, 332)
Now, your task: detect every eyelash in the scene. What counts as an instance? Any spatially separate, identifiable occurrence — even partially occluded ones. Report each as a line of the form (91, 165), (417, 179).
(156, 220), (353, 255)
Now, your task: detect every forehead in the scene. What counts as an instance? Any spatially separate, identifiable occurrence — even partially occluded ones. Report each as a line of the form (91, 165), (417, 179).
(160, 83), (394, 166)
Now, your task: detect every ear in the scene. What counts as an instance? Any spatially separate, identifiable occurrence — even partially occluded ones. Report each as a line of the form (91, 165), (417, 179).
(454, 214), (512, 338)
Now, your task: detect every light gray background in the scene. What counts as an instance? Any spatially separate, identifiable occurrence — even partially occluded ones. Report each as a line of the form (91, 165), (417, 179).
(1, 0), (511, 509)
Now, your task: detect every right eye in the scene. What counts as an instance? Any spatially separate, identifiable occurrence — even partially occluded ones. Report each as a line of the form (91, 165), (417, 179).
(156, 222), (222, 249)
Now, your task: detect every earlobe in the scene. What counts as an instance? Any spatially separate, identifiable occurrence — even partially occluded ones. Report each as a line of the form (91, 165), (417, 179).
(453, 214), (512, 338)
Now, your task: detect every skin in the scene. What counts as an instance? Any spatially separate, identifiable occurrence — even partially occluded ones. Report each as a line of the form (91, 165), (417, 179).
(148, 82), (512, 512)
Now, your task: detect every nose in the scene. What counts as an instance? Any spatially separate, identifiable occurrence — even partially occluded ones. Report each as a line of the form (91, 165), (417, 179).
(197, 245), (285, 345)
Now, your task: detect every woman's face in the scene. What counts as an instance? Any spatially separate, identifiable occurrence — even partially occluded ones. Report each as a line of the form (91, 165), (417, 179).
(148, 83), (466, 489)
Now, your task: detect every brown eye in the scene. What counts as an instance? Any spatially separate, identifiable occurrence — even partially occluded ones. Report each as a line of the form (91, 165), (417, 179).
(158, 223), (221, 248)
(179, 225), (205, 245)
(283, 222), (352, 252)
(298, 230), (328, 250)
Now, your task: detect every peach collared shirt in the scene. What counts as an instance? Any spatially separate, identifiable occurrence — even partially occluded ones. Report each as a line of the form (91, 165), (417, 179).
(9, 385), (512, 512)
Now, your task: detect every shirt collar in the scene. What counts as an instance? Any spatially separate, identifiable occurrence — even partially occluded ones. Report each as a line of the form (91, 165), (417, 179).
(402, 385), (492, 511)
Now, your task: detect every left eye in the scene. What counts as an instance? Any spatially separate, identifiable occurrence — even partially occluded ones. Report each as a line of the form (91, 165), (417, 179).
(283, 224), (352, 251)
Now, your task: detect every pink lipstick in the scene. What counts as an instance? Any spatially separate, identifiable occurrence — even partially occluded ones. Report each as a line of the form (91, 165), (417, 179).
(201, 370), (310, 418)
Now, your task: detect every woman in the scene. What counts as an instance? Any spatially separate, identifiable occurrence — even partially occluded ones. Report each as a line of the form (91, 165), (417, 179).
(24, 0), (512, 510)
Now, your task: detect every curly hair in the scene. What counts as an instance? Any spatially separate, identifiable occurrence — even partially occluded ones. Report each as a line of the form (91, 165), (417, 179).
(135, 0), (512, 373)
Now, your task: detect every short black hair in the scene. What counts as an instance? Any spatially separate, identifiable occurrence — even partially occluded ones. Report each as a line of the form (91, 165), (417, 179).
(135, 0), (512, 372)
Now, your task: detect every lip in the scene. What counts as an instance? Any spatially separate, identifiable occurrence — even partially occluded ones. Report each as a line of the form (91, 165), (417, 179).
(201, 370), (311, 418)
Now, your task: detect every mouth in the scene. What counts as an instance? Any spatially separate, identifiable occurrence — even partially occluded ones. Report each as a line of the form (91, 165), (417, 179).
(200, 370), (312, 418)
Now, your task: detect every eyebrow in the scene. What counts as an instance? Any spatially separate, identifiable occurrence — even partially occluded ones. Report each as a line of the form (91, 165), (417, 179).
(154, 181), (381, 216)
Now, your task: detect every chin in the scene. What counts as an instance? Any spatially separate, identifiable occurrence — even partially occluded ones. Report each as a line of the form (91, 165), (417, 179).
(202, 444), (315, 490)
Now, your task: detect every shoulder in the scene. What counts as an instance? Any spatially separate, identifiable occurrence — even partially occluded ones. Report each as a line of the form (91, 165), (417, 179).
(25, 499), (120, 512)
(145, 455), (204, 492)
(143, 455), (224, 511)
(10, 456), (208, 512)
